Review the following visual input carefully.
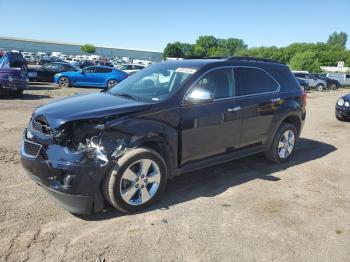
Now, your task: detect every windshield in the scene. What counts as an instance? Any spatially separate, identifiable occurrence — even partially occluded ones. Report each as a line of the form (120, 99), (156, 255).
(109, 62), (197, 102)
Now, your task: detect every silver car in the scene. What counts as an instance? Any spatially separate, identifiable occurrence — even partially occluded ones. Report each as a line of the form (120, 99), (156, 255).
(326, 73), (350, 87)
(293, 73), (327, 91)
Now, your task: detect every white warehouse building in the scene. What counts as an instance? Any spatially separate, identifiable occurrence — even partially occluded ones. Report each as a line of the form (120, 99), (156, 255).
(0, 36), (163, 62)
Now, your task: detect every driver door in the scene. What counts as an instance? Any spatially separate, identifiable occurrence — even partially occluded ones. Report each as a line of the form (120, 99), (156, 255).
(180, 68), (242, 165)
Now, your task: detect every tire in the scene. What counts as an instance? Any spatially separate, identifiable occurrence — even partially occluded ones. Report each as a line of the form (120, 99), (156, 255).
(9, 89), (23, 97)
(316, 83), (325, 92)
(330, 83), (337, 90)
(107, 79), (118, 89)
(335, 112), (345, 121)
(103, 147), (167, 213)
(264, 123), (298, 163)
(58, 76), (70, 88)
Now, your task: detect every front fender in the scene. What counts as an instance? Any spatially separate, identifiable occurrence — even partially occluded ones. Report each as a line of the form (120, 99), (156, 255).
(103, 114), (179, 174)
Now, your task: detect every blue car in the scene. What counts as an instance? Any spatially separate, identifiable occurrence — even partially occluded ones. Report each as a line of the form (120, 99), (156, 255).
(54, 66), (128, 89)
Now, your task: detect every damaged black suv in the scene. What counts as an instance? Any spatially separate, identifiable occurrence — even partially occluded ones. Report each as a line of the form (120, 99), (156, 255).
(20, 57), (306, 214)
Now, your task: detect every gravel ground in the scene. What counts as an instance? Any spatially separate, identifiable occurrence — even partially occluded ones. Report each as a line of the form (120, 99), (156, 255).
(0, 84), (349, 262)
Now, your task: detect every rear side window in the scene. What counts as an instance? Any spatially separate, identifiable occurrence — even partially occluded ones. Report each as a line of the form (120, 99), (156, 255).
(234, 67), (278, 96)
(96, 67), (112, 73)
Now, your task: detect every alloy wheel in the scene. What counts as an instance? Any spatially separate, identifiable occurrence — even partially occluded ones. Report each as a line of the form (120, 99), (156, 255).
(119, 159), (161, 206)
(59, 77), (69, 87)
(107, 80), (118, 88)
(277, 130), (295, 159)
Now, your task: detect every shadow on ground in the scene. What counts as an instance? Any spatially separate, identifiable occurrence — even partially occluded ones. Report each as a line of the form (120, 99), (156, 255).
(29, 82), (57, 90)
(76, 138), (336, 221)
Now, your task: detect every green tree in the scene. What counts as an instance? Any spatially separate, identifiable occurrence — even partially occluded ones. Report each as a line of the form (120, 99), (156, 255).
(327, 32), (348, 48)
(163, 42), (184, 58)
(290, 51), (321, 72)
(80, 44), (96, 54)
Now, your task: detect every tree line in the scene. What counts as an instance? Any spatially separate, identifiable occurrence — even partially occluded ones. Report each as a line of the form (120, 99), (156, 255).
(163, 32), (349, 72)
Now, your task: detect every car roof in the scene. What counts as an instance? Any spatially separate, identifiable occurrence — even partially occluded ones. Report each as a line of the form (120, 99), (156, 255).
(161, 57), (287, 71)
(84, 65), (115, 69)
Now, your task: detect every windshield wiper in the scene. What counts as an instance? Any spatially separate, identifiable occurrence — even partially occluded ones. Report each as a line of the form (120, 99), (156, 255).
(115, 93), (138, 100)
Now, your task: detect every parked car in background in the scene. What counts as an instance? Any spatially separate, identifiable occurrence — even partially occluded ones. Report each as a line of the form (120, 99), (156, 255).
(325, 73), (350, 87)
(21, 57), (306, 214)
(293, 72), (327, 91)
(311, 73), (340, 90)
(296, 78), (310, 91)
(335, 93), (350, 121)
(54, 66), (128, 88)
(28, 62), (79, 82)
(38, 57), (65, 65)
(118, 63), (146, 75)
(0, 51), (29, 97)
(80, 60), (94, 68)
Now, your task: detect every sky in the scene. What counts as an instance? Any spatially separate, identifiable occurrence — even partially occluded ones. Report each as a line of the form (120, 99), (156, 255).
(2, 0), (350, 51)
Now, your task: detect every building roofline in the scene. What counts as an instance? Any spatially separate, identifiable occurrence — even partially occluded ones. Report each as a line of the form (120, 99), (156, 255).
(0, 35), (162, 54)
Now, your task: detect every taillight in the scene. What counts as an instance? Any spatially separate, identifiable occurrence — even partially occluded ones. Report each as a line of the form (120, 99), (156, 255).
(301, 90), (307, 106)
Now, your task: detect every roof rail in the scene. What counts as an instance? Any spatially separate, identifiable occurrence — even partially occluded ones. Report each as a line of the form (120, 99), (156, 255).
(227, 56), (283, 64)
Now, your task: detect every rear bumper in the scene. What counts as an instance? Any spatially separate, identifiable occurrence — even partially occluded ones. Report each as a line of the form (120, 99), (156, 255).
(2, 80), (29, 90)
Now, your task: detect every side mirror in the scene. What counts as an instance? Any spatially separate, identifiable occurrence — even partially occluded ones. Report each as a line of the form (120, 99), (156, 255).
(185, 87), (213, 104)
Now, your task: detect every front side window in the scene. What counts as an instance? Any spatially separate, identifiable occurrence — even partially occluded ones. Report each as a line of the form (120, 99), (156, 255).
(109, 62), (197, 102)
(234, 67), (278, 96)
(193, 68), (234, 99)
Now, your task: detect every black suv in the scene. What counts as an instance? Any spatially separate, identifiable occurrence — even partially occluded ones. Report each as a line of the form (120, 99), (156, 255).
(20, 57), (306, 214)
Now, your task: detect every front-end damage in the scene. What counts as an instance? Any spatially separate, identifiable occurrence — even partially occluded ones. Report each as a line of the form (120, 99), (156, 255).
(20, 117), (142, 214)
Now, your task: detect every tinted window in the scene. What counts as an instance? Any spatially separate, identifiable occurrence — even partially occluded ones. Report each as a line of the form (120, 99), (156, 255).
(195, 68), (234, 99)
(62, 64), (76, 71)
(96, 67), (112, 73)
(234, 67), (278, 96)
(43, 64), (58, 71)
(83, 67), (97, 73)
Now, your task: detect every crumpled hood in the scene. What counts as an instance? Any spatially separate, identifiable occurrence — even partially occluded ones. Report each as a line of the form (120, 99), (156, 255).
(34, 92), (152, 128)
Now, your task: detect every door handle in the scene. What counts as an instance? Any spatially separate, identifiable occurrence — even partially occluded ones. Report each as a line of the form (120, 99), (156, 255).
(227, 106), (241, 112)
(271, 98), (281, 103)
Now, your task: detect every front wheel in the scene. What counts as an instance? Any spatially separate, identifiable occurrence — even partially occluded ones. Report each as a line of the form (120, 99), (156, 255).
(265, 123), (298, 163)
(58, 76), (70, 88)
(103, 147), (167, 213)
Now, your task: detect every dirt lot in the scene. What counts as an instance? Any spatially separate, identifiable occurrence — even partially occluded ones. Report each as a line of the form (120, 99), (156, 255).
(0, 84), (349, 262)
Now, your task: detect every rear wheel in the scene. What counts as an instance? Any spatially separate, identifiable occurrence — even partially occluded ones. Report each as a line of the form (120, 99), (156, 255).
(107, 79), (118, 89)
(265, 123), (298, 163)
(103, 147), (167, 213)
(316, 83), (325, 92)
(330, 83), (337, 90)
(58, 76), (70, 88)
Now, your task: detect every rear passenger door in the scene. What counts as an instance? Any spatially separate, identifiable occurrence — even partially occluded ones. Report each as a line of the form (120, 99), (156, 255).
(234, 67), (280, 148)
(94, 67), (112, 86)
